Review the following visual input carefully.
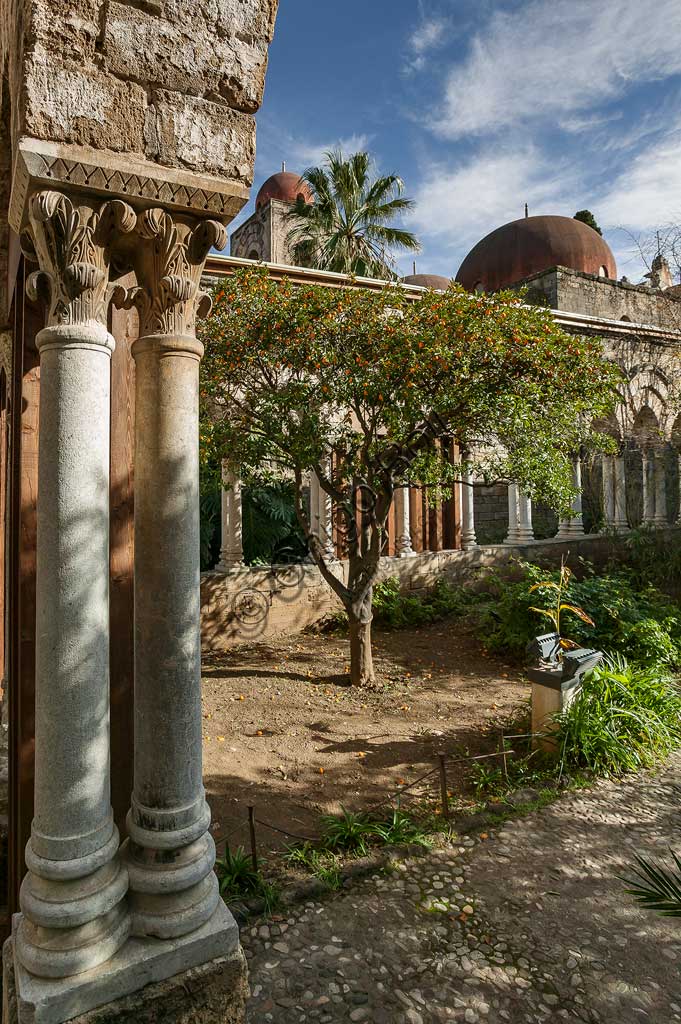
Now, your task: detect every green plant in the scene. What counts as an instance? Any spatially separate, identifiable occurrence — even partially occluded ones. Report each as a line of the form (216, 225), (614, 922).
(553, 656), (681, 775)
(470, 762), (505, 796)
(622, 852), (681, 916)
(215, 846), (280, 912)
(476, 559), (681, 669)
(242, 481), (307, 565)
(372, 576), (466, 629)
(529, 558), (594, 651)
(370, 809), (432, 847)
(320, 809), (377, 856)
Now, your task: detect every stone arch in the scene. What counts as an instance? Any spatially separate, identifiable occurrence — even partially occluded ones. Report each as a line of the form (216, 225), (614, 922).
(632, 405), (661, 449)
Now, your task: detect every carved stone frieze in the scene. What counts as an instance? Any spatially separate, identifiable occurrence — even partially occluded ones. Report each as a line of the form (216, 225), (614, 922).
(113, 209), (227, 337)
(22, 191), (136, 327)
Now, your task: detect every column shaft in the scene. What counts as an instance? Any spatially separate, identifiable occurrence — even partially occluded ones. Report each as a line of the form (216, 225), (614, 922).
(517, 491), (535, 542)
(654, 452), (667, 525)
(461, 468), (477, 549)
(125, 333), (217, 938)
(218, 463), (244, 568)
(612, 455), (628, 529)
(395, 486), (414, 556)
(556, 458), (585, 538)
(504, 483), (521, 545)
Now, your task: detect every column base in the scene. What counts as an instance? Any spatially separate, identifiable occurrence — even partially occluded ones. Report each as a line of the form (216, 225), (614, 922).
(4, 901), (240, 1024)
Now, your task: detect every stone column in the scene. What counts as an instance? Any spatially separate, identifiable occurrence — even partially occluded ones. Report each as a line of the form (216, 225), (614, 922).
(118, 210), (230, 941)
(602, 456), (616, 528)
(641, 450), (653, 525)
(612, 455), (629, 530)
(556, 458), (585, 538)
(461, 465), (477, 549)
(517, 491), (535, 542)
(653, 451), (667, 525)
(395, 486), (415, 556)
(504, 483), (522, 545)
(218, 462), (244, 569)
(317, 459), (336, 561)
(15, 192), (135, 979)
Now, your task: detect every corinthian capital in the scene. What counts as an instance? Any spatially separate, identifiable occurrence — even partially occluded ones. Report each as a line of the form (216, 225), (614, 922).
(22, 191), (136, 326)
(113, 209), (227, 338)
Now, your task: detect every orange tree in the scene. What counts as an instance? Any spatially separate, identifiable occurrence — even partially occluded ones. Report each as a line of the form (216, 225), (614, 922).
(199, 268), (621, 687)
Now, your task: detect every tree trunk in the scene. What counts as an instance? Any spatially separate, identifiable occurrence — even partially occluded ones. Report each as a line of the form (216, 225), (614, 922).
(348, 611), (375, 687)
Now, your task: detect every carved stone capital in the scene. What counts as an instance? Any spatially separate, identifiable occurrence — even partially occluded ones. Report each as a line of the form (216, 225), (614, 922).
(21, 191), (136, 327)
(113, 209), (227, 338)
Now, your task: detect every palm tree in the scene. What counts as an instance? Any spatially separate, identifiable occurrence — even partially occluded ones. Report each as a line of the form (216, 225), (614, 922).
(286, 150), (421, 280)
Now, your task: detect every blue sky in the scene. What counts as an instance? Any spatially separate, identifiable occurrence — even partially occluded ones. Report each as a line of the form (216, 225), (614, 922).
(230, 0), (681, 283)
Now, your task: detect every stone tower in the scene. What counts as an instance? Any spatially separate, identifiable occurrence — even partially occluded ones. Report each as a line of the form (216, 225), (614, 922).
(231, 165), (312, 264)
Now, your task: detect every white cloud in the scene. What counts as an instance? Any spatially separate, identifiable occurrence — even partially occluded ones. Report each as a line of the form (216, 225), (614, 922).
(290, 133), (372, 168)
(597, 128), (681, 232)
(409, 145), (580, 273)
(433, 0), (681, 139)
(406, 16), (449, 72)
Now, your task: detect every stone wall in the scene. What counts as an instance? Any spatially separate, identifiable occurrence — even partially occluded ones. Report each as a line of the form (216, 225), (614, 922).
(200, 532), (658, 650)
(230, 198), (296, 264)
(521, 266), (681, 330)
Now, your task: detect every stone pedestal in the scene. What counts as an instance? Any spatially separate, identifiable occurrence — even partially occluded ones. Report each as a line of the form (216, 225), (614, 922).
(3, 908), (245, 1024)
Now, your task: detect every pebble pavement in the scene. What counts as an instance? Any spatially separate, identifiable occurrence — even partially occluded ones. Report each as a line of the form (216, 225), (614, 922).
(243, 756), (681, 1023)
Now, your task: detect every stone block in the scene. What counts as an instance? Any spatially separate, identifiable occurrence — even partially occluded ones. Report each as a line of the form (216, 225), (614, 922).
(145, 92), (255, 181)
(5, 901), (242, 1024)
(4, 943), (247, 1024)
(23, 63), (147, 154)
(101, 0), (276, 114)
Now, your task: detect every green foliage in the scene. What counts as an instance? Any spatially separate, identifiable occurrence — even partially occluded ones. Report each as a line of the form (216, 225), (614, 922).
(242, 482), (307, 565)
(574, 209), (603, 236)
(284, 843), (343, 890)
(476, 560), (681, 669)
(369, 809), (432, 847)
(553, 656), (681, 775)
(319, 809), (376, 856)
(215, 846), (280, 912)
(286, 149), (421, 279)
(622, 852), (681, 917)
(200, 481), (222, 571)
(372, 576), (467, 629)
(621, 526), (681, 591)
(470, 762), (505, 796)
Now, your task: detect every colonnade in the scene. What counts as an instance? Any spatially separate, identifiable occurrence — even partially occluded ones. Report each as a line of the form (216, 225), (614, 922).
(14, 191), (237, 1017)
(217, 450), (681, 568)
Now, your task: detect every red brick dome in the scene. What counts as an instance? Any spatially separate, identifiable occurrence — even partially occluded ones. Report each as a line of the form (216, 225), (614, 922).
(255, 171), (313, 210)
(456, 215), (616, 293)
(402, 273), (452, 291)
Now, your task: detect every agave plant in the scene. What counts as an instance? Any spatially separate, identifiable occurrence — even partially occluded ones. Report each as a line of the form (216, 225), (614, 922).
(529, 557), (595, 651)
(621, 852), (681, 917)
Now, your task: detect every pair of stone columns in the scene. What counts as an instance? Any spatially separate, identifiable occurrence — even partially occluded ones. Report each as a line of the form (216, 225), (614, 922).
(505, 484), (534, 545)
(602, 455), (628, 530)
(14, 191), (232, 1013)
(641, 449), (668, 526)
(309, 462), (336, 561)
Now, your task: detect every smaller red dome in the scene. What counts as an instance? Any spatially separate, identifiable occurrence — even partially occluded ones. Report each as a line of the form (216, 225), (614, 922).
(402, 273), (452, 291)
(256, 171), (313, 210)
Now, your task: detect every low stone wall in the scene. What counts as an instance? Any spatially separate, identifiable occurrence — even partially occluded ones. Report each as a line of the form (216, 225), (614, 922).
(200, 531), (654, 650)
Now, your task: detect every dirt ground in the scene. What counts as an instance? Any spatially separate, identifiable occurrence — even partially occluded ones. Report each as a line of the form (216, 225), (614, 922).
(202, 618), (529, 857)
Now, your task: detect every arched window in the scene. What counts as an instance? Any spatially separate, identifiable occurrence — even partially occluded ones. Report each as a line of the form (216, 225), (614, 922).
(598, 265), (609, 278)
(620, 315), (631, 322)
(473, 281), (485, 294)
(248, 249), (260, 261)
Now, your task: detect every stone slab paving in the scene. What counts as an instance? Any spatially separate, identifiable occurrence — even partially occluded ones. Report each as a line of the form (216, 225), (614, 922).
(243, 756), (681, 1023)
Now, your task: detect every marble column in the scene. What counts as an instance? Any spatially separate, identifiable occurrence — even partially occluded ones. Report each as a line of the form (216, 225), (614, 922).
(118, 210), (228, 940)
(504, 483), (522, 545)
(317, 460), (336, 561)
(612, 455), (629, 530)
(641, 450), (653, 525)
(395, 486), (415, 556)
(556, 458), (585, 538)
(15, 192), (135, 978)
(461, 466), (477, 549)
(602, 456), (616, 528)
(653, 451), (667, 525)
(218, 462), (244, 569)
(517, 491), (535, 542)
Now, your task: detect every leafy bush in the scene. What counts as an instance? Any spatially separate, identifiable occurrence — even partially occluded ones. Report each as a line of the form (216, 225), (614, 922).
(319, 809), (376, 856)
(372, 576), (467, 629)
(553, 656), (681, 775)
(242, 482), (307, 565)
(215, 845), (280, 912)
(476, 560), (681, 669)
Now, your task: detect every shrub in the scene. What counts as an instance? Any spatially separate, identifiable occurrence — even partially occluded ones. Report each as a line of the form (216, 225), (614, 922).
(372, 576), (467, 630)
(215, 845), (280, 912)
(476, 560), (681, 669)
(553, 656), (681, 775)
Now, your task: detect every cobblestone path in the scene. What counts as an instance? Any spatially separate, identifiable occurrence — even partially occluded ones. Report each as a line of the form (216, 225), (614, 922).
(244, 757), (681, 1023)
